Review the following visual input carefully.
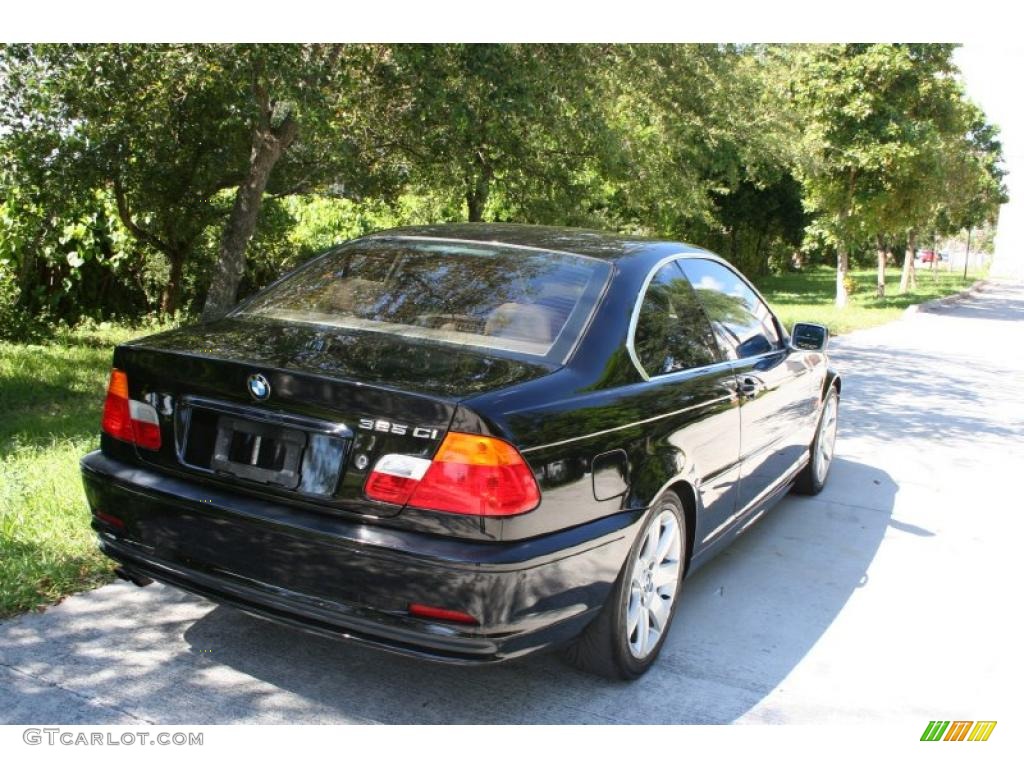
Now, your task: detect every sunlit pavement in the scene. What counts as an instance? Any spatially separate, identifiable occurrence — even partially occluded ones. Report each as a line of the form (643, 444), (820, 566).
(2, 281), (1021, 725)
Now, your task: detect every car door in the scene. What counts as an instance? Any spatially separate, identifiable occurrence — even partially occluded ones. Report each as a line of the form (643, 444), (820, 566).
(629, 260), (742, 539)
(679, 258), (818, 515)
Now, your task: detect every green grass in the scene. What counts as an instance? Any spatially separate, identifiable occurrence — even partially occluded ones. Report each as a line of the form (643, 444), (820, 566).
(0, 323), (173, 617)
(754, 264), (987, 335)
(0, 264), (986, 617)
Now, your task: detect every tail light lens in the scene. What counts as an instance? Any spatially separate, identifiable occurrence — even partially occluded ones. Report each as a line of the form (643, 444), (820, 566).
(101, 369), (162, 451)
(364, 432), (540, 516)
(363, 454), (431, 505)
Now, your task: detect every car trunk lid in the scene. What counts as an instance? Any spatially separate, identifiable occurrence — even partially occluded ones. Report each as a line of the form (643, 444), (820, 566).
(113, 317), (556, 517)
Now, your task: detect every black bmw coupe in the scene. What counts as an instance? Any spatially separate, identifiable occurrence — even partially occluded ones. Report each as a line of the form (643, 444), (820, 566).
(81, 224), (840, 679)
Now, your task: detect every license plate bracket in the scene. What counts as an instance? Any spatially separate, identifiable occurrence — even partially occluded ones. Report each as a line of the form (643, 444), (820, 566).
(210, 416), (306, 489)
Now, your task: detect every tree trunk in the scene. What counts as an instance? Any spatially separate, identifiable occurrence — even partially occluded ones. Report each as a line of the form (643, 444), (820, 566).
(202, 112), (297, 322)
(963, 227), (972, 281)
(835, 242), (849, 309)
(465, 152), (492, 223)
(112, 175), (189, 316)
(466, 185), (487, 222)
(466, 173), (490, 222)
(875, 234), (887, 298)
(899, 230), (917, 293)
(835, 172), (856, 309)
(160, 251), (185, 315)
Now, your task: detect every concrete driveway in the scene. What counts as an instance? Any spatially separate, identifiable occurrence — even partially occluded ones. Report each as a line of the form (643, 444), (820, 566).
(2, 281), (1022, 725)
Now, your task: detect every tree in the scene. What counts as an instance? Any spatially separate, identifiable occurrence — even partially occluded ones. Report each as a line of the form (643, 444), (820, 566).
(0, 44), (404, 321)
(789, 44), (909, 307)
(789, 44), (1006, 304)
(0, 43), (1008, 331)
(201, 44), (405, 320)
(927, 100), (1007, 263)
(591, 44), (799, 243)
(0, 44), (252, 314)
(385, 44), (609, 224)
(712, 174), (806, 276)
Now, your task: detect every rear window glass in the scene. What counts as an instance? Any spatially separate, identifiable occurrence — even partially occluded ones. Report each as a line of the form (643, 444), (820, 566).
(238, 238), (611, 362)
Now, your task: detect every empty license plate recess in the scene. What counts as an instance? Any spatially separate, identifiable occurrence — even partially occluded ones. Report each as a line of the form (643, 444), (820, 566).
(211, 416), (306, 489)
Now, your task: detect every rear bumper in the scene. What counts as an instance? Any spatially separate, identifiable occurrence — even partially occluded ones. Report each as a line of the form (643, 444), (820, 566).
(81, 451), (641, 664)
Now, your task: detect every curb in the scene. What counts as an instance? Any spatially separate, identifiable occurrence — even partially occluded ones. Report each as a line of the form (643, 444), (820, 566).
(903, 278), (989, 317)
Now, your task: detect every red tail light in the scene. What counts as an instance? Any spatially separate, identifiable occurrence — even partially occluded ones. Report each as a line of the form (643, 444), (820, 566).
(363, 453), (431, 505)
(364, 432), (540, 516)
(101, 369), (133, 443)
(101, 369), (162, 451)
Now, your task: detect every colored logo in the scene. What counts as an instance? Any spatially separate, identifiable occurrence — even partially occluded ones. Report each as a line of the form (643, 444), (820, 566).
(247, 373), (271, 401)
(921, 721), (997, 742)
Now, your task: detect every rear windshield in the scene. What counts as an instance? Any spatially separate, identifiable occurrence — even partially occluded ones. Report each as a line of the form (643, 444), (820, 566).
(237, 238), (611, 362)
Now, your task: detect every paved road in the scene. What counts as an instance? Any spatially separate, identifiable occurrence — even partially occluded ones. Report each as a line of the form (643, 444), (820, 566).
(2, 282), (1022, 725)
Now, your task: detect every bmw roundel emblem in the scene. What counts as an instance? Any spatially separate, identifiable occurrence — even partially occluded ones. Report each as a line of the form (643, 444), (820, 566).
(247, 373), (271, 401)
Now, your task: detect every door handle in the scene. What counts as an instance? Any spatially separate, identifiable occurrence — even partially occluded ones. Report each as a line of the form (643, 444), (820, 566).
(739, 376), (765, 398)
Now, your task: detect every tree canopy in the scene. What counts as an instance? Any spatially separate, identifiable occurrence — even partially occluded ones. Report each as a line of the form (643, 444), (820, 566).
(0, 43), (1007, 337)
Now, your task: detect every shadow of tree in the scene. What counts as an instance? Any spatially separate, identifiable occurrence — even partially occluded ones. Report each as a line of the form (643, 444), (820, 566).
(0, 537), (113, 620)
(0, 345), (107, 458)
(0, 458), (897, 725)
(829, 344), (1019, 446)
(922, 289), (1024, 322)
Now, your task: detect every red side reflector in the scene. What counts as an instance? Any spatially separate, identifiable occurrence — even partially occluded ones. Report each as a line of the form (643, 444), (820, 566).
(94, 511), (125, 529)
(408, 602), (479, 625)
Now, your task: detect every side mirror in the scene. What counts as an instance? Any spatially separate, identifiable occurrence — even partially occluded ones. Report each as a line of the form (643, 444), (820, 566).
(790, 322), (829, 351)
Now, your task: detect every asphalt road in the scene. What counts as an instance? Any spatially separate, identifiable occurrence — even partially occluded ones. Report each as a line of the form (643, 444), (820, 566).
(2, 281), (1021, 725)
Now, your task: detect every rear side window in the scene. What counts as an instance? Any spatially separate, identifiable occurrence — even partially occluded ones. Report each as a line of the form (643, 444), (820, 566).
(632, 261), (719, 377)
(239, 239), (611, 363)
(679, 258), (781, 359)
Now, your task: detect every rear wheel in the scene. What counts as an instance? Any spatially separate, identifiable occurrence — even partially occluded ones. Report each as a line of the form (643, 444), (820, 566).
(563, 491), (686, 679)
(793, 387), (839, 495)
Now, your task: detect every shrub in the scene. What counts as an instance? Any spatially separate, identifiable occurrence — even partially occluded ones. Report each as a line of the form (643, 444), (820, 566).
(0, 264), (45, 342)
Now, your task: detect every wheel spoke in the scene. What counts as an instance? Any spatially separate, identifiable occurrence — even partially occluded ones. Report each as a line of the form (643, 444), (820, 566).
(654, 517), (678, 563)
(645, 612), (662, 652)
(627, 593), (642, 634)
(635, 605), (650, 652)
(640, 527), (657, 562)
(653, 561), (679, 589)
(649, 595), (670, 630)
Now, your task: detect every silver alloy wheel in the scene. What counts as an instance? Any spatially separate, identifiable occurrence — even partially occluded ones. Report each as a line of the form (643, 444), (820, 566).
(814, 393), (839, 483)
(625, 509), (682, 659)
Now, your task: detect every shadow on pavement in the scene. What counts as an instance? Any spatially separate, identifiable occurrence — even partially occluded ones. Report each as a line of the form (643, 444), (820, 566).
(162, 457), (897, 724)
(922, 284), (1024, 323)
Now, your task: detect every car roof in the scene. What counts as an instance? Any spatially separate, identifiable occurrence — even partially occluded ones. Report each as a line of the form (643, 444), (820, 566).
(360, 223), (705, 262)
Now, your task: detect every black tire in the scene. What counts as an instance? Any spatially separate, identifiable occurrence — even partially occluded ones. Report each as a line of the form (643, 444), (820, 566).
(793, 387), (839, 495)
(562, 491), (687, 680)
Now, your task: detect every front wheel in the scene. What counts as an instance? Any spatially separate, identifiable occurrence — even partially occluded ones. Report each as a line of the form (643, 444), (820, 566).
(793, 387), (839, 495)
(563, 491), (686, 679)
